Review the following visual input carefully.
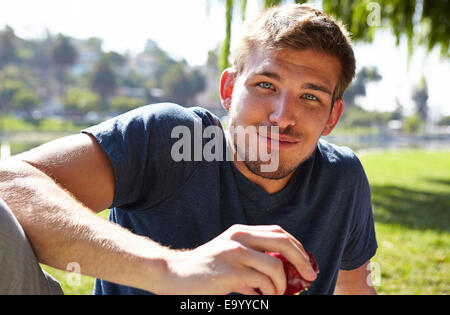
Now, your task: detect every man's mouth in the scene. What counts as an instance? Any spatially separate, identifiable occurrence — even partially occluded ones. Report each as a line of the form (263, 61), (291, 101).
(257, 132), (299, 150)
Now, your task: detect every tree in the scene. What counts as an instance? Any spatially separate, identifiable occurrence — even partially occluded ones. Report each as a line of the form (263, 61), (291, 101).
(52, 35), (78, 68)
(343, 66), (382, 110)
(102, 51), (126, 68)
(391, 98), (404, 121)
(0, 26), (19, 69)
(340, 106), (392, 128)
(90, 59), (117, 109)
(64, 88), (100, 115)
(207, 47), (220, 71)
(161, 62), (206, 106)
(412, 77), (428, 124)
(438, 116), (450, 126)
(219, 0), (234, 70)
(153, 47), (177, 87)
(213, 0), (449, 71)
(190, 69), (207, 99)
(86, 37), (103, 53)
(403, 114), (421, 134)
(52, 34), (78, 113)
(11, 88), (40, 117)
(26, 31), (54, 93)
(0, 79), (25, 114)
(110, 96), (145, 113)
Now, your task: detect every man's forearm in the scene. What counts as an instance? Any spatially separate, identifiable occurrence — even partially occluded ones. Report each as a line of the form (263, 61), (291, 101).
(0, 159), (170, 294)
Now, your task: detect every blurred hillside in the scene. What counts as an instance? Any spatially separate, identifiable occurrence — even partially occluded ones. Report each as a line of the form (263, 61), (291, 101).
(0, 24), (449, 139)
(0, 26), (225, 126)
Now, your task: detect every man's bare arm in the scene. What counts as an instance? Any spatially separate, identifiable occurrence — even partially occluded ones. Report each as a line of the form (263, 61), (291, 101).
(0, 133), (317, 294)
(334, 261), (377, 295)
(0, 156), (170, 293)
(15, 133), (114, 212)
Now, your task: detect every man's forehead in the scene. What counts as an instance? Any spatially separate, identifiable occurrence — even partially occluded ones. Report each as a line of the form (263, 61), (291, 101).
(245, 48), (340, 91)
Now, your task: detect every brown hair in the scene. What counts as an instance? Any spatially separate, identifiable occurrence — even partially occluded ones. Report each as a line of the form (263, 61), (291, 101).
(231, 4), (356, 100)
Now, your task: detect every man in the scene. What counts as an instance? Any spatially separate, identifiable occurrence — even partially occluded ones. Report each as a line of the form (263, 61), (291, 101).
(0, 4), (377, 295)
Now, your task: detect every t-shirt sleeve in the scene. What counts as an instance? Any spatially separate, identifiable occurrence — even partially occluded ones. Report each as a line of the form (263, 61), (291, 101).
(81, 103), (220, 211)
(340, 157), (378, 271)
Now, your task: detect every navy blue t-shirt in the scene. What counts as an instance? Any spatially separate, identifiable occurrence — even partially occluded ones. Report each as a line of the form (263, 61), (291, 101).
(82, 103), (377, 295)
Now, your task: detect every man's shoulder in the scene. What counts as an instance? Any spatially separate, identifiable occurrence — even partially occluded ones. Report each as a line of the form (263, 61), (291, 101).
(126, 103), (222, 128)
(317, 138), (364, 174)
(84, 103), (223, 141)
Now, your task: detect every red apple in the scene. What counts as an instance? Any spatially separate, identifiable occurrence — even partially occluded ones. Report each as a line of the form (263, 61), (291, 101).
(265, 251), (319, 295)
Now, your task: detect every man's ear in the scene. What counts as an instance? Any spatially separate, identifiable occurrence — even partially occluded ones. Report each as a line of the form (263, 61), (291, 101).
(322, 98), (344, 136)
(220, 68), (236, 111)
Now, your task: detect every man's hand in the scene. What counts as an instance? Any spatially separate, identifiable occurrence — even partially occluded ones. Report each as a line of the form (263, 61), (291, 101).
(160, 224), (318, 295)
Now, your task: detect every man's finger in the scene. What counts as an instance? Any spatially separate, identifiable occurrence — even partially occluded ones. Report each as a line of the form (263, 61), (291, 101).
(231, 226), (317, 281)
(239, 247), (287, 295)
(237, 265), (277, 295)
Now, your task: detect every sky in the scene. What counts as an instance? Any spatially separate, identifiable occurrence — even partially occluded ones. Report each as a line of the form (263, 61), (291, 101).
(1, 0), (449, 118)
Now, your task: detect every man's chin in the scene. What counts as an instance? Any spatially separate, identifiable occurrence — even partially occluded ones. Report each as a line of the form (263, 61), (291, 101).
(243, 160), (297, 180)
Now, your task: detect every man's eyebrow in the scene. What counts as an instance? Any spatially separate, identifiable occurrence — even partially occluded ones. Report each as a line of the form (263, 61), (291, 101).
(254, 71), (281, 81)
(301, 83), (333, 96)
(252, 71), (333, 96)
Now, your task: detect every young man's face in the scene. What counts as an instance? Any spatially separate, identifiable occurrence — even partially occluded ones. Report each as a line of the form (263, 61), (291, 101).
(221, 48), (344, 180)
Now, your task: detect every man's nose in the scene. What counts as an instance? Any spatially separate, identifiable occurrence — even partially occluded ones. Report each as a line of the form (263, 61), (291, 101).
(268, 93), (296, 129)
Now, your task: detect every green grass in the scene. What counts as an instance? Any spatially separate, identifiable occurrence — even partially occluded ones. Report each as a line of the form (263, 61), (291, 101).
(42, 149), (450, 295)
(0, 115), (90, 132)
(359, 150), (450, 294)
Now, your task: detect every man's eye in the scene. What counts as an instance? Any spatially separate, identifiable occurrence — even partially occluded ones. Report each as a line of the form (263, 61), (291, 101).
(258, 82), (274, 90)
(302, 94), (319, 101)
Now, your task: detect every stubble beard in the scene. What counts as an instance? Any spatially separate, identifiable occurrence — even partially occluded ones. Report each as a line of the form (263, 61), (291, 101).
(231, 133), (298, 180)
(242, 155), (297, 180)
